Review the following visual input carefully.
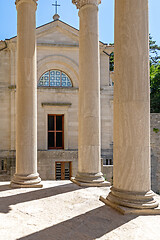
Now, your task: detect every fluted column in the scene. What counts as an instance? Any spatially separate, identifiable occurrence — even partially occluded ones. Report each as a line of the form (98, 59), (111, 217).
(72, 0), (109, 186)
(101, 0), (159, 211)
(11, 0), (42, 188)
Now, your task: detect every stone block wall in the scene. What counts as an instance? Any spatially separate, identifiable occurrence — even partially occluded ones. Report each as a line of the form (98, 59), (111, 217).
(37, 150), (78, 180)
(0, 150), (15, 181)
(102, 165), (113, 184)
(151, 113), (160, 193)
(0, 49), (11, 151)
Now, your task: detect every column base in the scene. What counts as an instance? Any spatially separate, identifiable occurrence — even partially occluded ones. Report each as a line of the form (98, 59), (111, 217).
(71, 172), (110, 187)
(100, 187), (160, 215)
(10, 173), (43, 188)
(100, 196), (160, 215)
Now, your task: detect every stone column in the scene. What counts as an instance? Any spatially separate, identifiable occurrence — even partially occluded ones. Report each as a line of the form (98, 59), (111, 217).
(11, 0), (42, 188)
(101, 0), (159, 211)
(72, 0), (109, 186)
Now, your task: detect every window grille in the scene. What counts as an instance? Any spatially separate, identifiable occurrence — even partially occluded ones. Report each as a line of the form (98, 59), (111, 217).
(38, 70), (72, 87)
(103, 158), (113, 165)
(55, 162), (71, 180)
(0, 159), (7, 172)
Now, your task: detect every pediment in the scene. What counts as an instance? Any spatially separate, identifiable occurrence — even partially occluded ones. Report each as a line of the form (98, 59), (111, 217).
(36, 20), (79, 46)
(8, 19), (108, 50)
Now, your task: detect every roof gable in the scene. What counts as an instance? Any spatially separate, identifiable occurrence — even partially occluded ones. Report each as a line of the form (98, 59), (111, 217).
(36, 20), (79, 45)
(7, 19), (112, 51)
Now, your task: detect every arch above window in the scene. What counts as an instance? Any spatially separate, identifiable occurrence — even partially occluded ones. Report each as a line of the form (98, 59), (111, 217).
(38, 70), (72, 87)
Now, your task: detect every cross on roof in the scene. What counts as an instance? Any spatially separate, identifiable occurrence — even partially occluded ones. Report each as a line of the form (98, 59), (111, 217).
(52, 1), (60, 15)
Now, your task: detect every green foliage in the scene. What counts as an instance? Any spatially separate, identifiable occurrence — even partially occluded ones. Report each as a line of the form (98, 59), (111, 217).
(150, 64), (160, 113)
(150, 36), (160, 113)
(109, 43), (114, 72)
(153, 128), (159, 133)
(109, 52), (114, 71)
(149, 35), (160, 65)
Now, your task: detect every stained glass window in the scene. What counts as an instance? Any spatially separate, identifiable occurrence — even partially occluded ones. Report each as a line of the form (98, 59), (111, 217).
(38, 70), (72, 87)
(38, 71), (49, 86)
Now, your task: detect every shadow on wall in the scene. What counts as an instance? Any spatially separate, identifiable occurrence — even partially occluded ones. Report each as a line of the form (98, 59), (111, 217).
(17, 205), (136, 240)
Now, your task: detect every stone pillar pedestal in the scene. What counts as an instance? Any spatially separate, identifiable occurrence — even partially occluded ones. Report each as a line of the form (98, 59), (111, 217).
(72, 0), (110, 187)
(100, 0), (160, 213)
(10, 0), (42, 188)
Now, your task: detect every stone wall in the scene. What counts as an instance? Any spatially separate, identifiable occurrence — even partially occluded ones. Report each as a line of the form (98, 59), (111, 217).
(151, 113), (160, 193)
(102, 165), (113, 184)
(0, 49), (11, 151)
(0, 114), (160, 194)
(0, 150), (78, 181)
(37, 150), (78, 180)
(0, 150), (15, 181)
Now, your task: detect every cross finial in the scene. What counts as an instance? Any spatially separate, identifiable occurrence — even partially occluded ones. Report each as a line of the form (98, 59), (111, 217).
(52, 1), (60, 15)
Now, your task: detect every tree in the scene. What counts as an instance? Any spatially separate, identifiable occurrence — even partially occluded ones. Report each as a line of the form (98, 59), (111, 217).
(149, 35), (160, 65)
(150, 35), (160, 113)
(109, 51), (114, 72)
(150, 64), (160, 113)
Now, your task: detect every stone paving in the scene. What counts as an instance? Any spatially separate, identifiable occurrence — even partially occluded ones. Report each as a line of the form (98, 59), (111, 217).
(0, 181), (160, 240)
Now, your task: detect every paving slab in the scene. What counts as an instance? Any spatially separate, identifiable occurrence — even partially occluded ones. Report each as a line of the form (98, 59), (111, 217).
(0, 181), (160, 240)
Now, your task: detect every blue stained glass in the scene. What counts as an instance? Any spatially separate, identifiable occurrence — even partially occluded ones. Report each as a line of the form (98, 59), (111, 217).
(38, 71), (49, 86)
(38, 70), (72, 87)
(61, 73), (72, 87)
(50, 71), (55, 75)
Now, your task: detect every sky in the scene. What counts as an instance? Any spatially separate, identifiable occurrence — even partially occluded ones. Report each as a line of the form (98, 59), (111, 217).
(0, 0), (160, 46)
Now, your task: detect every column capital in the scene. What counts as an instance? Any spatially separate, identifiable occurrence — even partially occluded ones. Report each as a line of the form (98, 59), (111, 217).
(72, 0), (101, 9)
(15, 0), (37, 7)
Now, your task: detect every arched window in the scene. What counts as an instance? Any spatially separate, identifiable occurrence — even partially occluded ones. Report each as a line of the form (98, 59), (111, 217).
(38, 70), (72, 87)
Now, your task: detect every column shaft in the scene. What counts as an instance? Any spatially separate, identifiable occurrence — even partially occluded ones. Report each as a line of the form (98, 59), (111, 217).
(107, 0), (158, 208)
(72, 0), (109, 186)
(11, 0), (42, 188)
(78, 4), (100, 174)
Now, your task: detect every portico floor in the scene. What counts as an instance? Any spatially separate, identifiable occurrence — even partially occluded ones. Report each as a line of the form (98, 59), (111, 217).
(0, 181), (160, 240)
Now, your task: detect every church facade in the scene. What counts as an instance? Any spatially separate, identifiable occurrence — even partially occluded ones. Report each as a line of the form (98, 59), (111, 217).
(0, 18), (114, 181)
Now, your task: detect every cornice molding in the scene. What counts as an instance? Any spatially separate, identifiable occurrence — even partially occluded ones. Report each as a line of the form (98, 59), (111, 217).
(15, 0), (37, 7)
(5, 41), (16, 51)
(72, 0), (101, 9)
